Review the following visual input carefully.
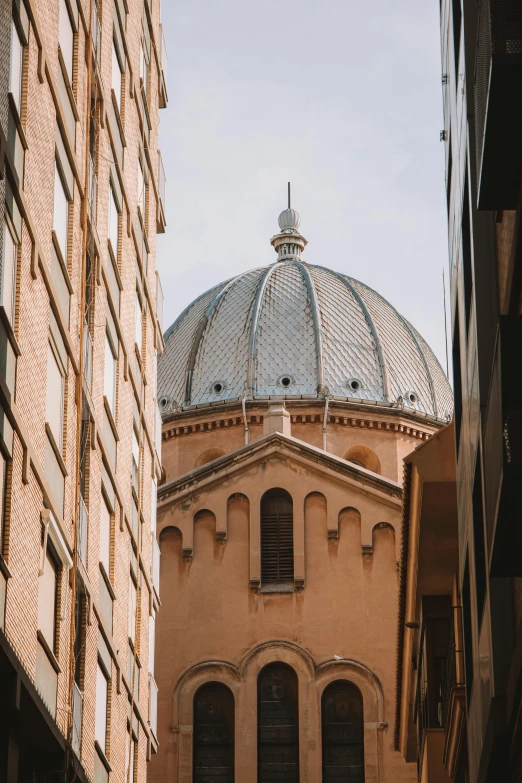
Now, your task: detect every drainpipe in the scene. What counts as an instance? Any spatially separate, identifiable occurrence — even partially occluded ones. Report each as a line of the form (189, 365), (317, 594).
(242, 397), (250, 445)
(323, 396), (329, 451)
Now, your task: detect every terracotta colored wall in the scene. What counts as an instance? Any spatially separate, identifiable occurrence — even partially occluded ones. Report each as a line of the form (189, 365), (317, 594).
(153, 450), (418, 782)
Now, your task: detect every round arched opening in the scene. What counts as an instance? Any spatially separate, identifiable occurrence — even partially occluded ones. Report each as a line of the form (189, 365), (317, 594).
(343, 445), (381, 475)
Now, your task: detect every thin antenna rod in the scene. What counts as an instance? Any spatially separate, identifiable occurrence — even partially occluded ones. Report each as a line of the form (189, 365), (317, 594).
(442, 267), (449, 378)
(288, 182), (291, 209)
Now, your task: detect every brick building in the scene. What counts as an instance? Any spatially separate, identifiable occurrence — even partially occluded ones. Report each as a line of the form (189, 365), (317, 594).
(0, 0), (166, 780)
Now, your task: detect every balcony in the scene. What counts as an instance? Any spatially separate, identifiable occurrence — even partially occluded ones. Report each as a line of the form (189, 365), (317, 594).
(159, 24), (168, 108)
(475, 0), (522, 209)
(157, 151), (166, 233)
(77, 494), (88, 567)
(485, 317), (522, 575)
(71, 681), (84, 758)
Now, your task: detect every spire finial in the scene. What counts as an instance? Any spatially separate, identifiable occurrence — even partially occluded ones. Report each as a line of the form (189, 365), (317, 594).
(270, 186), (308, 261)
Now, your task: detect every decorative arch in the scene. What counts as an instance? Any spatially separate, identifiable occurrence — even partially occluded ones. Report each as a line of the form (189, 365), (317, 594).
(173, 661), (241, 729)
(194, 448), (226, 468)
(315, 659), (385, 725)
(159, 525), (183, 552)
(343, 444), (381, 474)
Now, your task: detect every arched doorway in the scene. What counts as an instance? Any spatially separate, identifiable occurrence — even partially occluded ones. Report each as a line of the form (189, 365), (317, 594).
(193, 682), (235, 782)
(258, 662), (299, 782)
(322, 680), (364, 782)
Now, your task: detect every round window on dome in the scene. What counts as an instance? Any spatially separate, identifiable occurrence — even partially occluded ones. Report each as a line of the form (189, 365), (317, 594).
(211, 381), (226, 395)
(158, 395), (170, 412)
(278, 375), (293, 389)
(347, 378), (362, 392)
(405, 391), (418, 405)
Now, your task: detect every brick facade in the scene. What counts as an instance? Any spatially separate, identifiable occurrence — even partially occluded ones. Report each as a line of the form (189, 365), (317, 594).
(0, 0), (166, 779)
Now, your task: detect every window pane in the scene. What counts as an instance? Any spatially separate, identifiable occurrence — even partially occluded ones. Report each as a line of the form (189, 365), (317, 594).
(38, 549), (57, 651)
(108, 187), (119, 256)
(135, 293), (142, 349)
(46, 343), (64, 449)
(128, 576), (136, 642)
(138, 159), (145, 215)
(148, 613), (155, 675)
(112, 42), (122, 112)
(0, 452), (6, 550)
(59, 0), (74, 82)
(9, 20), (23, 113)
(2, 221), (17, 324)
(151, 477), (157, 534)
(104, 334), (116, 415)
(100, 497), (111, 574)
(53, 165), (69, 259)
(95, 663), (108, 751)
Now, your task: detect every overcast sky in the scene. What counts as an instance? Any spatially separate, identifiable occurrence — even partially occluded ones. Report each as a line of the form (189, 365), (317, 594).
(157, 0), (450, 371)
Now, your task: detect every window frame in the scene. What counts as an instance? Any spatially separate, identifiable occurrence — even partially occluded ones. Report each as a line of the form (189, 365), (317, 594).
(95, 659), (109, 754)
(38, 540), (59, 654)
(9, 18), (24, 117)
(108, 183), (120, 260)
(53, 161), (70, 263)
(46, 336), (66, 453)
(112, 37), (123, 114)
(58, 0), (75, 85)
(2, 215), (18, 326)
(104, 330), (117, 418)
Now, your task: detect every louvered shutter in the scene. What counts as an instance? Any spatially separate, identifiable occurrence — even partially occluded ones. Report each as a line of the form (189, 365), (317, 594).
(261, 490), (294, 584)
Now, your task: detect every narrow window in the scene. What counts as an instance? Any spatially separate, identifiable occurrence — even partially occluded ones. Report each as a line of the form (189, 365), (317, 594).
(53, 163), (69, 261)
(128, 573), (137, 645)
(148, 611), (155, 676)
(138, 157), (145, 217)
(99, 495), (111, 577)
(125, 728), (137, 783)
(38, 545), (58, 652)
(9, 19), (23, 114)
(59, 0), (74, 83)
(95, 660), (109, 753)
(104, 331), (117, 416)
(112, 38), (122, 113)
(193, 683), (234, 783)
(322, 681), (365, 783)
(135, 290), (143, 351)
(108, 185), (119, 258)
(46, 340), (65, 451)
(132, 427), (140, 494)
(2, 219), (18, 325)
(258, 663), (299, 782)
(261, 489), (294, 586)
(0, 448), (8, 554)
(472, 448), (487, 626)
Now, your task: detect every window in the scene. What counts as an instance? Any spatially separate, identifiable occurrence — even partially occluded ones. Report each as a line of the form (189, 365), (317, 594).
(74, 588), (87, 687)
(104, 332), (117, 416)
(194, 684), (234, 783)
(95, 661), (109, 753)
(46, 341), (65, 451)
(2, 219), (17, 325)
(138, 158), (145, 217)
(128, 574), (137, 644)
(125, 730), (137, 783)
(258, 664), (298, 782)
(132, 428), (139, 493)
(148, 612), (155, 676)
(0, 450), (8, 553)
(112, 39), (122, 112)
(99, 496), (111, 576)
(59, 0), (74, 83)
(151, 477), (157, 534)
(135, 291), (143, 351)
(38, 545), (58, 653)
(108, 185), (119, 258)
(322, 681), (364, 783)
(260, 489), (294, 586)
(9, 19), (23, 114)
(53, 163), (69, 261)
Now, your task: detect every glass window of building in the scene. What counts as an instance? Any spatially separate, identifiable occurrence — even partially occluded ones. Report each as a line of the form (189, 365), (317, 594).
(46, 341), (65, 451)
(9, 19), (23, 114)
(99, 496), (111, 576)
(53, 163), (69, 261)
(2, 219), (17, 325)
(95, 661), (109, 752)
(59, 0), (74, 83)
(38, 546), (58, 652)
(135, 291), (143, 351)
(104, 332), (117, 416)
(108, 185), (119, 258)
(112, 39), (122, 113)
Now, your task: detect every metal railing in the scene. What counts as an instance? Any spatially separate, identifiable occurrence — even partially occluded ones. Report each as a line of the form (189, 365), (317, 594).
(77, 495), (88, 567)
(71, 681), (84, 757)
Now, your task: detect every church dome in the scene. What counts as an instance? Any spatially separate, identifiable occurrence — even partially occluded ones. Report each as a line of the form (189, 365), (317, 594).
(159, 210), (453, 421)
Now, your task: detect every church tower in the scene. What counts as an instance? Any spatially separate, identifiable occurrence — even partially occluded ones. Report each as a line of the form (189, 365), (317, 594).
(152, 205), (453, 782)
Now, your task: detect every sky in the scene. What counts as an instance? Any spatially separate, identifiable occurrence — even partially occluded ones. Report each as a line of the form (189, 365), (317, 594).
(156, 0), (450, 371)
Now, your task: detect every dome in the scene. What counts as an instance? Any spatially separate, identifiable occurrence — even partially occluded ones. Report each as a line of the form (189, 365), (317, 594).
(158, 260), (453, 421)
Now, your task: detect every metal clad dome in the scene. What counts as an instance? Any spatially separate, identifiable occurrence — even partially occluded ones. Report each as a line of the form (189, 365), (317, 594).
(159, 259), (453, 421)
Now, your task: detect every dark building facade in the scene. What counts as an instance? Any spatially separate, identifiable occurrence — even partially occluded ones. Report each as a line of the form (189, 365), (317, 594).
(397, 0), (522, 781)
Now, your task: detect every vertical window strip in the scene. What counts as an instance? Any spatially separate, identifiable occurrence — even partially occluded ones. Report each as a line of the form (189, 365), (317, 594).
(0, 453), (13, 562)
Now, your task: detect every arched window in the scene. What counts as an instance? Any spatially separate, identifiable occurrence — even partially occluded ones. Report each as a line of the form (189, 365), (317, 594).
(322, 681), (364, 783)
(193, 683), (234, 783)
(258, 663), (299, 782)
(261, 489), (294, 586)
